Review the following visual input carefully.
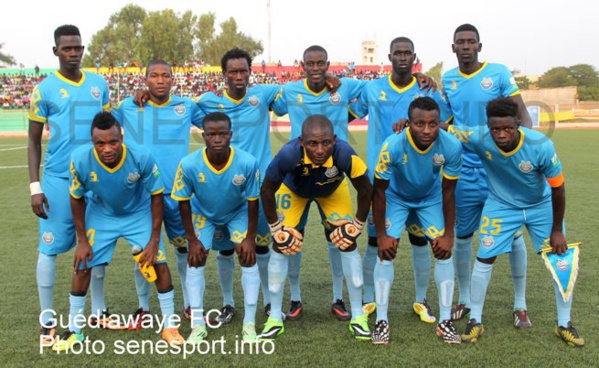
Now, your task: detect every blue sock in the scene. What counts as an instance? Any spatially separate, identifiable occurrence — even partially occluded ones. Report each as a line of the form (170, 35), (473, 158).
(470, 260), (493, 323)
(157, 289), (176, 328)
(340, 249), (364, 317)
(186, 266), (205, 327)
(241, 264), (260, 324)
(268, 251), (288, 323)
(257, 251), (271, 306)
(374, 258), (394, 322)
(175, 251), (189, 309)
(554, 279), (573, 327)
(412, 244), (431, 303)
(134, 264), (151, 311)
(216, 252), (235, 307)
(454, 236), (473, 306)
(287, 251), (302, 302)
(435, 257), (455, 321)
(90, 265), (106, 316)
(328, 242), (344, 302)
(509, 236), (527, 310)
(37, 253), (56, 327)
(362, 245), (378, 303)
(69, 293), (86, 334)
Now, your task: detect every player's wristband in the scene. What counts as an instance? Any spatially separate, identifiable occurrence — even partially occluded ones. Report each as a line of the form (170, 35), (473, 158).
(353, 218), (365, 231)
(30, 181), (43, 196)
(268, 220), (283, 234)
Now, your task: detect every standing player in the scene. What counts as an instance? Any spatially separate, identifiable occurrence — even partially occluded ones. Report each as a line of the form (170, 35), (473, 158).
(28, 25), (111, 343)
(372, 97), (463, 345)
(52, 112), (183, 351)
(442, 24), (533, 325)
(259, 115), (373, 341)
(349, 37), (452, 323)
(171, 112), (261, 342)
(448, 97), (584, 347)
(112, 59), (205, 325)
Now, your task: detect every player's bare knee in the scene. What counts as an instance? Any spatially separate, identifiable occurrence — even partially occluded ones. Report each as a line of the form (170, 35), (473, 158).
(154, 263), (174, 288)
(408, 233), (427, 246)
(477, 256), (496, 264)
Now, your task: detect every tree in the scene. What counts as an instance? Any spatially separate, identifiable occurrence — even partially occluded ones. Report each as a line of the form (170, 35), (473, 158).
(568, 64), (599, 88)
(424, 62), (443, 85)
(197, 16), (263, 65)
(139, 9), (184, 64)
(0, 43), (16, 66)
(538, 67), (576, 88)
(514, 75), (531, 90)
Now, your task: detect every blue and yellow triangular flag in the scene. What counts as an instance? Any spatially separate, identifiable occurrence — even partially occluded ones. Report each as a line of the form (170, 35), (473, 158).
(541, 242), (581, 302)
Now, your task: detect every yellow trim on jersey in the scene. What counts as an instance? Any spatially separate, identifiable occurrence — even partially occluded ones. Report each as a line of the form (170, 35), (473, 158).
(350, 155), (368, 179)
(70, 192), (84, 199)
(374, 172), (386, 180)
(102, 102), (112, 112)
(444, 115), (454, 124)
(55, 70), (86, 86)
(94, 144), (128, 173)
(547, 173), (565, 188)
(29, 115), (47, 123)
(224, 90), (247, 104)
(170, 193), (192, 201)
(203, 147), (235, 174)
(498, 129), (525, 157)
(458, 61), (488, 79)
(406, 127), (434, 154)
(151, 188), (165, 195)
(148, 97), (172, 108)
(303, 79), (327, 97)
(348, 106), (361, 120)
(247, 196), (259, 201)
(509, 90), (521, 97)
(442, 172), (460, 180)
(388, 75), (416, 94)
(303, 149), (333, 168)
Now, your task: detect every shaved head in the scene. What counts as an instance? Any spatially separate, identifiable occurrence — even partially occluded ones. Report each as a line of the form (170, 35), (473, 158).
(302, 114), (334, 137)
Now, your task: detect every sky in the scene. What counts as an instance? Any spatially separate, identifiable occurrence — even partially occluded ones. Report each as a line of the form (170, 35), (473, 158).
(1, 0), (597, 76)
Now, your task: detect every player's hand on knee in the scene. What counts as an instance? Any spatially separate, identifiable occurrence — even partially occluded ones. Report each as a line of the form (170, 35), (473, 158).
(328, 218), (364, 250)
(269, 221), (303, 255)
(74, 240), (93, 271)
(187, 238), (207, 267)
(31, 193), (49, 219)
(432, 235), (453, 260)
(377, 234), (398, 261)
(237, 237), (257, 266)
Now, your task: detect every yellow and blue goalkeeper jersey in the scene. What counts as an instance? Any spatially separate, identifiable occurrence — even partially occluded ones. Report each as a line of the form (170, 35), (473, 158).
(29, 70), (110, 177)
(69, 144), (164, 216)
(112, 96), (204, 194)
(375, 128), (462, 204)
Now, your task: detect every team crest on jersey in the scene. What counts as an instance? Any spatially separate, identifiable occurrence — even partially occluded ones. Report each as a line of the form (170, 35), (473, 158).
(556, 258), (570, 271)
(480, 78), (493, 90)
(329, 92), (341, 105)
(198, 173), (206, 183)
(127, 172), (141, 183)
(519, 160), (533, 173)
(325, 166), (339, 178)
(42, 232), (54, 245)
(174, 104), (186, 116)
(91, 87), (101, 99)
(232, 174), (246, 185)
(248, 95), (260, 106)
(482, 235), (494, 248)
(152, 164), (160, 178)
(433, 154), (445, 166)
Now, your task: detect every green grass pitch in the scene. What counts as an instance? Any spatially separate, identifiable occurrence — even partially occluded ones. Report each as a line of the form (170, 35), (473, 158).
(0, 130), (597, 366)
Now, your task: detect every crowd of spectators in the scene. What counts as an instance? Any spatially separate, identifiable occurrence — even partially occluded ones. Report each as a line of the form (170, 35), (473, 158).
(0, 74), (45, 109)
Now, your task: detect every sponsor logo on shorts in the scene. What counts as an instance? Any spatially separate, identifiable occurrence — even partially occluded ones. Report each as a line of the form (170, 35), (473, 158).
(127, 172), (141, 183)
(519, 160), (533, 173)
(232, 174), (246, 185)
(42, 232), (54, 245)
(248, 95), (259, 106)
(329, 92), (341, 105)
(482, 235), (494, 248)
(194, 229), (201, 239)
(213, 229), (224, 242)
(277, 211), (285, 222)
(385, 219), (391, 231)
(557, 259), (570, 271)
(433, 154), (445, 166)
(325, 166), (339, 178)
(174, 104), (186, 116)
(91, 87), (101, 99)
(480, 77), (493, 90)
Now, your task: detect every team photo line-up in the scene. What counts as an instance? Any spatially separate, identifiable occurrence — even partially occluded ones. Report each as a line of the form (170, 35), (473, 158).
(29, 22), (583, 351)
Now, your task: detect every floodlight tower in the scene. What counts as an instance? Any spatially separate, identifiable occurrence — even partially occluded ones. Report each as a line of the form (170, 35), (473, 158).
(267, 0), (272, 63)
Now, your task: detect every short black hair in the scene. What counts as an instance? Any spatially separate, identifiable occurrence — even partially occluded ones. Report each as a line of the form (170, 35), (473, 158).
(302, 114), (333, 137)
(408, 96), (440, 120)
(146, 59), (172, 77)
(91, 111), (120, 135)
(390, 37), (414, 52)
(486, 97), (518, 119)
(454, 23), (480, 42)
(203, 111), (231, 130)
(303, 45), (328, 61)
(54, 25), (80, 46)
(221, 48), (252, 72)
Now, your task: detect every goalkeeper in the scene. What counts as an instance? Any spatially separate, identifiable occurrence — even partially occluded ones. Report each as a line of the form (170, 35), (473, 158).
(259, 115), (373, 341)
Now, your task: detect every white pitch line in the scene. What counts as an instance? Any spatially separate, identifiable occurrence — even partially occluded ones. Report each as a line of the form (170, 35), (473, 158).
(0, 165), (28, 169)
(0, 146), (27, 152)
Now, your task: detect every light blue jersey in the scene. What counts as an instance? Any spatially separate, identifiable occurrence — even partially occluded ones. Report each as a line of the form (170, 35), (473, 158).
(29, 70), (110, 177)
(349, 76), (452, 176)
(171, 147), (260, 224)
(69, 144), (164, 216)
(449, 126), (563, 208)
(272, 78), (365, 141)
(112, 96), (204, 194)
(442, 62), (520, 168)
(375, 128), (462, 204)
(197, 85), (280, 176)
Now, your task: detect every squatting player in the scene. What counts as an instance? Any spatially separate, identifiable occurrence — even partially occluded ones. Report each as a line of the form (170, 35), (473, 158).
(52, 112), (183, 351)
(349, 36), (452, 323)
(442, 23), (533, 325)
(447, 97), (584, 347)
(112, 59), (205, 325)
(259, 115), (373, 341)
(171, 112), (261, 342)
(372, 97), (463, 345)
(28, 25), (111, 343)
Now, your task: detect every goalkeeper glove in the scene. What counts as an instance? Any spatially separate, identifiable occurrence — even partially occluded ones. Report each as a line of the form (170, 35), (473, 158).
(329, 218), (365, 250)
(269, 220), (303, 255)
